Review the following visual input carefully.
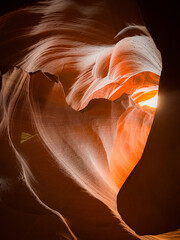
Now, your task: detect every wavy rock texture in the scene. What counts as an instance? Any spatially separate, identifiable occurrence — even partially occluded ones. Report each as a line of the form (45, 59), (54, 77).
(1, 0), (176, 239)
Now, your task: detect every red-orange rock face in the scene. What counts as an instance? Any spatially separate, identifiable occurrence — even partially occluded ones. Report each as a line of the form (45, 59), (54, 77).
(1, 1), (172, 239)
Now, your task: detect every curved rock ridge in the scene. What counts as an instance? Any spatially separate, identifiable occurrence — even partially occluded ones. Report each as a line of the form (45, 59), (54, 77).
(0, 66), (156, 239)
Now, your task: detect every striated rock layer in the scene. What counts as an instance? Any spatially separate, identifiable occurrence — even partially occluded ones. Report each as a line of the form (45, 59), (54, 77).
(1, 0), (177, 239)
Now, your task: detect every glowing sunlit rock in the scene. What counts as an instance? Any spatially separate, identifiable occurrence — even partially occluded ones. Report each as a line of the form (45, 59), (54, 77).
(139, 93), (158, 108)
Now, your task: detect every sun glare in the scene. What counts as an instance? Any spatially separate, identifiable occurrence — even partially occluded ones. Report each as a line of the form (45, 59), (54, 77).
(139, 93), (158, 108)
